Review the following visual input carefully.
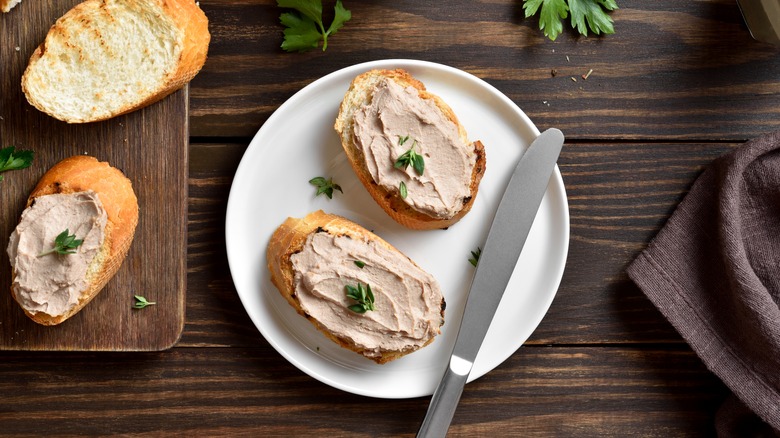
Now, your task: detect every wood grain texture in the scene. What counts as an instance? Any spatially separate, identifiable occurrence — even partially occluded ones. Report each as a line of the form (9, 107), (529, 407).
(0, 0), (186, 350)
(2, 0), (775, 434)
(190, 0), (780, 141)
(0, 346), (726, 436)
(530, 141), (738, 344)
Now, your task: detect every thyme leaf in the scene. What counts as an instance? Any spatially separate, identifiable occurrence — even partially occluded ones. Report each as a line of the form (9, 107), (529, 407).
(309, 176), (343, 199)
(345, 282), (375, 313)
(37, 229), (84, 257)
(133, 295), (157, 309)
(469, 247), (482, 267)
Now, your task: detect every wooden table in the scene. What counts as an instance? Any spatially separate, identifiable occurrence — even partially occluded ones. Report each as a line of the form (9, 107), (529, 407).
(2, 0), (778, 435)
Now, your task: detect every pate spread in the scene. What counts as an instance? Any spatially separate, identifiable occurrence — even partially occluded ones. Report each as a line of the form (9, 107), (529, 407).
(352, 77), (477, 219)
(290, 231), (444, 359)
(7, 191), (107, 317)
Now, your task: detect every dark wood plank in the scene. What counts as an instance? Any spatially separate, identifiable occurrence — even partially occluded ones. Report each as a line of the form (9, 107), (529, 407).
(0, 0), (186, 350)
(0, 0), (755, 434)
(0, 346), (726, 436)
(185, 143), (258, 347)
(530, 141), (738, 344)
(183, 141), (739, 347)
(190, 0), (780, 141)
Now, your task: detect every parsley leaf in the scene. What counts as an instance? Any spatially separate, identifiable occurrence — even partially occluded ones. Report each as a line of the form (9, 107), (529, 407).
(524, 0), (568, 41)
(309, 176), (342, 199)
(569, 0), (617, 36)
(0, 146), (34, 182)
(278, 0), (351, 52)
(523, 0), (617, 41)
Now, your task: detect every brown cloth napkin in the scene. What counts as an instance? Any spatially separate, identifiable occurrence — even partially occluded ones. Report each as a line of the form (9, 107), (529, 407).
(627, 131), (780, 435)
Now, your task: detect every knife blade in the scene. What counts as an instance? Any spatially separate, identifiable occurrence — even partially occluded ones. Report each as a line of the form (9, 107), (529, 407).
(417, 128), (565, 438)
(737, 0), (780, 45)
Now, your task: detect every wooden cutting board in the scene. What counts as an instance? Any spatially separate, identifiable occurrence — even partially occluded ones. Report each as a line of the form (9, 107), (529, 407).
(0, 0), (187, 350)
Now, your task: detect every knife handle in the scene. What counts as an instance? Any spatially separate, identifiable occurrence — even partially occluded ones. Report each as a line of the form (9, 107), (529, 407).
(417, 356), (471, 438)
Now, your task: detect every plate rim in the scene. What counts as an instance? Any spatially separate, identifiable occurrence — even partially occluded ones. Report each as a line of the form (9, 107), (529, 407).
(225, 58), (569, 399)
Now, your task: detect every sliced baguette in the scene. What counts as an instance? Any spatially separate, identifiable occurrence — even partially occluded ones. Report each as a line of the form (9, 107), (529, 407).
(334, 68), (486, 230)
(21, 0), (210, 123)
(267, 210), (445, 364)
(1, 0), (21, 13)
(8, 155), (139, 325)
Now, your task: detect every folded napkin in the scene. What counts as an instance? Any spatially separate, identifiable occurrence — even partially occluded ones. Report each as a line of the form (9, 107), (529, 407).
(627, 131), (780, 435)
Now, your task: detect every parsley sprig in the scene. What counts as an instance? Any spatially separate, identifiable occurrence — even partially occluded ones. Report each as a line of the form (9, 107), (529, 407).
(0, 146), (34, 182)
(309, 176), (342, 199)
(37, 229), (84, 257)
(345, 282), (375, 313)
(523, 0), (618, 41)
(278, 0), (351, 52)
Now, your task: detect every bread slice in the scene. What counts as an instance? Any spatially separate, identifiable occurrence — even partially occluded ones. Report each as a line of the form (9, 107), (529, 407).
(1, 0), (22, 13)
(21, 0), (210, 123)
(334, 68), (486, 230)
(8, 155), (139, 325)
(267, 210), (445, 364)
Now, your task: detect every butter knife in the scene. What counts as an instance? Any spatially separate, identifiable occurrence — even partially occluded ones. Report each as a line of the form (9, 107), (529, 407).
(417, 128), (565, 438)
(737, 0), (780, 45)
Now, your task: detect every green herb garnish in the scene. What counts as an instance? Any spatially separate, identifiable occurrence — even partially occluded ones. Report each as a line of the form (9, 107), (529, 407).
(37, 229), (84, 257)
(394, 137), (424, 176)
(133, 295), (157, 309)
(0, 146), (34, 182)
(523, 0), (618, 41)
(354, 260), (365, 269)
(309, 176), (342, 199)
(278, 0), (351, 52)
(399, 181), (408, 199)
(345, 282), (375, 313)
(469, 247), (482, 267)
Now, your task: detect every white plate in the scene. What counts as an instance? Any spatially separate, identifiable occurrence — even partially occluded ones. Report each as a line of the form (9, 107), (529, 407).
(226, 59), (569, 399)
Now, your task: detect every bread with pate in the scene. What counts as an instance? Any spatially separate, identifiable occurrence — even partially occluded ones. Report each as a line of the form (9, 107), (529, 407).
(6, 156), (139, 325)
(334, 68), (486, 230)
(267, 210), (446, 364)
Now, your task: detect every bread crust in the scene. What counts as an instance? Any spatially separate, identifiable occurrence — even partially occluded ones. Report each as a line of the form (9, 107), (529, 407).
(0, 0), (21, 13)
(267, 210), (445, 364)
(21, 0), (210, 123)
(334, 69), (486, 230)
(10, 155), (139, 325)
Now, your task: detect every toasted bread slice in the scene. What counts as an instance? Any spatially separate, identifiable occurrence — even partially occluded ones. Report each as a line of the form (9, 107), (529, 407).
(21, 0), (210, 123)
(1, 0), (21, 13)
(267, 210), (445, 364)
(7, 156), (139, 325)
(334, 68), (486, 230)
